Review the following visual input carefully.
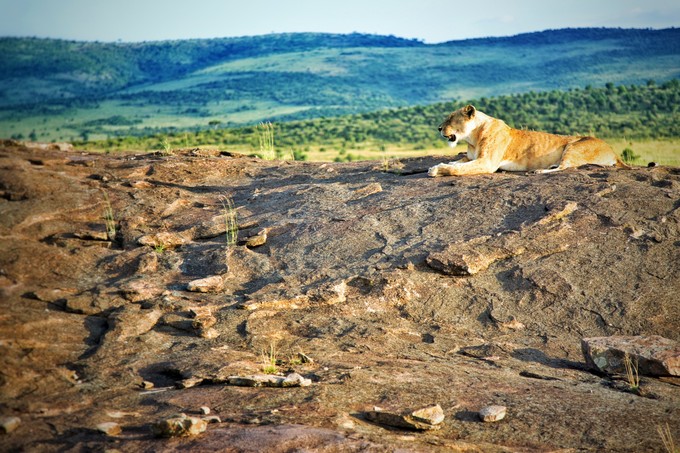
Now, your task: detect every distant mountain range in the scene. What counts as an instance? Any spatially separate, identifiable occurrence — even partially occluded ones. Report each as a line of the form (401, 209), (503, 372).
(0, 28), (678, 142)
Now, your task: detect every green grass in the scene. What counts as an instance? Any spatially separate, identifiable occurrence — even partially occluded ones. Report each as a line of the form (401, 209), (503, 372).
(609, 139), (680, 167)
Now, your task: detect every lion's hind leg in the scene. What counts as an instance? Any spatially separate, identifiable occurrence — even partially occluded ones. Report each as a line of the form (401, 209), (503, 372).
(534, 138), (618, 174)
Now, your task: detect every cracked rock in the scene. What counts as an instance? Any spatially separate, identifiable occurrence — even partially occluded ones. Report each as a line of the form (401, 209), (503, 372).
(582, 335), (680, 376)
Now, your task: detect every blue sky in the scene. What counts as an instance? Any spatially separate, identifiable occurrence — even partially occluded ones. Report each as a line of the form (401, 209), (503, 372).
(1, 0), (678, 43)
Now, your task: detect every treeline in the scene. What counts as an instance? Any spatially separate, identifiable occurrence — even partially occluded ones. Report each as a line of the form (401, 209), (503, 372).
(0, 33), (424, 106)
(82, 80), (680, 155)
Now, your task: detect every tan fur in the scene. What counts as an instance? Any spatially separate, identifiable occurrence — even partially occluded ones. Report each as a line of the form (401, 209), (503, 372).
(428, 105), (628, 177)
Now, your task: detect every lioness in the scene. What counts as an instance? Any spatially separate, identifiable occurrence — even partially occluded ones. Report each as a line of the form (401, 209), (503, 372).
(428, 104), (628, 177)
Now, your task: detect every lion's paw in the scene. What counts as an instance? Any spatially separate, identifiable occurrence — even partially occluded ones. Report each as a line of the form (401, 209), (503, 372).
(428, 165), (441, 177)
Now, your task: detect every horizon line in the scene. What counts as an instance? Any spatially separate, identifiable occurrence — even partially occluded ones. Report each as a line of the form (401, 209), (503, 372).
(0, 25), (676, 46)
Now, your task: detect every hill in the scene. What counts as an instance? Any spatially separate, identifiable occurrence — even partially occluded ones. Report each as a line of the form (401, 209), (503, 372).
(1, 28), (679, 142)
(1, 142), (679, 451)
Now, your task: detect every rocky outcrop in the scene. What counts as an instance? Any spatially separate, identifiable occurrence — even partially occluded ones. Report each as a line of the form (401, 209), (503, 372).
(1, 144), (679, 452)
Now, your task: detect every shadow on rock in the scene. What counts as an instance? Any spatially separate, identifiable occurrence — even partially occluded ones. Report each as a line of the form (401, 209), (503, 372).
(511, 348), (586, 370)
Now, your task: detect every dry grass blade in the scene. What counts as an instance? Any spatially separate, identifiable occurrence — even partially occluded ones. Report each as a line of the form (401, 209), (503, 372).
(623, 352), (640, 393)
(657, 423), (678, 453)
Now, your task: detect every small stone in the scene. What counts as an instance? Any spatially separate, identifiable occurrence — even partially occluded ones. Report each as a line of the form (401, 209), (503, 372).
(0, 416), (21, 434)
(108, 307), (163, 340)
(365, 405), (445, 431)
(203, 416), (221, 424)
(96, 422), (122, 436)
(74, 230), (109, 241)
(118, 280), (164, 303)
(479, 405), (506, 422)
(282, 372), (312, 387)
(227, 375), (280, 387)
(130, 180), (154, 189)
(189, 307), (219, 338)
(337, 416), (355, 430)
(192, 313), (217, 330)
(189, 306), (213, 318)
(297, 352), (314, 364)
(140, 380), (155, 389)
(245, 230), (268, 247)
(136, 252), (158, 274)
(198, 328), (220, 340)
(177, 376), (204, 389)
(410, 405), (445, 426)
(151, 415), (207, 438)
(426, 236), (515, 276)
(226, 373), (311, 388)
(187, 276), (223, 293)
(351, 182), (383, 200)
(198, 328), (220, 339)
(200, 406), (211, 415)
(138, 232), (190, 248)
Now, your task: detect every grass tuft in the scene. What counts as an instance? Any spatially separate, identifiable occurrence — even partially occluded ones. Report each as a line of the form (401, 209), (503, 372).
(102, 191), (116, 241)
(260, 342), (279, 375)
(220, 195), (238, 248)
(621, 147), (640, 164)
(257, 121), (275, 160)
(160, 138), (174, 156)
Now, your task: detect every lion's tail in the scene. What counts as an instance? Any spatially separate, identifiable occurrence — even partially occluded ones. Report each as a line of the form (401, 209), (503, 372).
(615, 158), (632, 169)
(615, 155), (632, 169)
(615, 155), (659, 169)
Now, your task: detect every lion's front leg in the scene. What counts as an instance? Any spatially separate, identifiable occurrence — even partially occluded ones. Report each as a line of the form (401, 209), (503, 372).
(428, 159), (498, 177)
(428, 162), (459, 177)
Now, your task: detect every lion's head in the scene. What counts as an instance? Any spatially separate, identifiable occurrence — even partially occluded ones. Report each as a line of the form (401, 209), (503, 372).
(438, 104), (477, 147)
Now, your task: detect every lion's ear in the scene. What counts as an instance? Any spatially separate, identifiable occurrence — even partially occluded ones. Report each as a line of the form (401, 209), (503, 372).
(463, 105), (476, 118)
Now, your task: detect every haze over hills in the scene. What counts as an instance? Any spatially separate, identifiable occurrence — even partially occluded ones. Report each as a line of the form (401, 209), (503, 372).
(0, 27), (679, 142)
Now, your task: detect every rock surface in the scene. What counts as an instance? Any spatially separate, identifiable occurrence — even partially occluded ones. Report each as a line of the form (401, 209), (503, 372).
(582, 335), (680, 376)
(1, 144), (679, 452)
